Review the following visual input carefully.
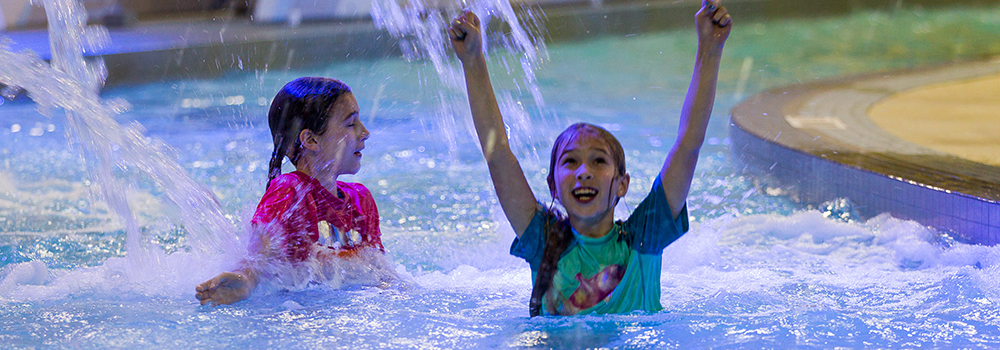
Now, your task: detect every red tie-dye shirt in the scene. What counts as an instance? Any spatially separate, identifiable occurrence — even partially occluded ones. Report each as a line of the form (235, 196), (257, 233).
(251, 171), (383, 262)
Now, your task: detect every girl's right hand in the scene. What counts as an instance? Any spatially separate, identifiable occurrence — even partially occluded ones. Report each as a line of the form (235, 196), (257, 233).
(195, 271), (251, 306)
(449, 11), (483, 64)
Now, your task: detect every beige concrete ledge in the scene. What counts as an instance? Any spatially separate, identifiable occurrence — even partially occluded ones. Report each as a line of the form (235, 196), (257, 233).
(731, 60), (1000, 245)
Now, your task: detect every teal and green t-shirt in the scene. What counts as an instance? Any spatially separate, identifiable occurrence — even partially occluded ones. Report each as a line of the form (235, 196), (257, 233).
(510, 176), (689, 315)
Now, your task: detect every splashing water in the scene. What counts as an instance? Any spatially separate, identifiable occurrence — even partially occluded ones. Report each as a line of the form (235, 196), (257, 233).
(0, 0), (239, 271)
(371, 0), (550, 162)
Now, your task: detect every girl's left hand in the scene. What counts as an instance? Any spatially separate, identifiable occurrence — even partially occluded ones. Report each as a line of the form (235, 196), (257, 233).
(696, 0), (732, 51)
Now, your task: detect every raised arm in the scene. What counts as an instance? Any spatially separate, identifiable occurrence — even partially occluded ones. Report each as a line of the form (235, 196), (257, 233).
(660, 0), (731, 219)
(450, 11), (537, 237)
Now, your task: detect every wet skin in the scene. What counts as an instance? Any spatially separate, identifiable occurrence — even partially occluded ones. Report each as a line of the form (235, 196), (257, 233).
(551, 135), (629, 238)
(300, 92), (371, 191)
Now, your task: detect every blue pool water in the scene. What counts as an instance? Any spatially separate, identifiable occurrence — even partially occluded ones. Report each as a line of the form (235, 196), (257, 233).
(3, 5), (1000, 348)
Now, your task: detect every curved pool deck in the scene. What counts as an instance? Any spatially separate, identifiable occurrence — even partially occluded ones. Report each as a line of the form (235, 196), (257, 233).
(731, 59), (1000, 245)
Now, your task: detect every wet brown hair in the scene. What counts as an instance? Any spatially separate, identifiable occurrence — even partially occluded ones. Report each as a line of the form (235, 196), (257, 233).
(265, 77), (352, 190)
(529, 122), (627, 316)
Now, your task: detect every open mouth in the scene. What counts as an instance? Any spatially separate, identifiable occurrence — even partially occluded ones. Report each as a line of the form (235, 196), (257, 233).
(571, 187), (599, 203)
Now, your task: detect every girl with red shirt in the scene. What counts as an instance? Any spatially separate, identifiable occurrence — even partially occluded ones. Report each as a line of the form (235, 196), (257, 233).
(196, 77), (386, 306)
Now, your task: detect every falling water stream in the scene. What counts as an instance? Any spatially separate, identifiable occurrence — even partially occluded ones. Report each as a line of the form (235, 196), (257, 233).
(0, 0), (239, 266)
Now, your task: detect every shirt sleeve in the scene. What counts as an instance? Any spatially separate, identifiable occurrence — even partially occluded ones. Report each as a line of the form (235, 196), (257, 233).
(353, 183), (384, 251)
(623, 176), (690, 255)
(252, 176), (317, 262)
(509, 204), (549, 270)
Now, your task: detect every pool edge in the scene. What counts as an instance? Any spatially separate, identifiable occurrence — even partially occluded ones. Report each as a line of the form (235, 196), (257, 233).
(730, 61), (1000, 245)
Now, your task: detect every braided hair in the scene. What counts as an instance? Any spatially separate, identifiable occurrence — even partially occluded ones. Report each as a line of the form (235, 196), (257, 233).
(529, 123), (627, 316)
(265, 77), (352, 190)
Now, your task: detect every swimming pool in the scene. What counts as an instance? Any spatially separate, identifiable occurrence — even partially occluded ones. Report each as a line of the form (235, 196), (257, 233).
(3, 4), (1000, 348)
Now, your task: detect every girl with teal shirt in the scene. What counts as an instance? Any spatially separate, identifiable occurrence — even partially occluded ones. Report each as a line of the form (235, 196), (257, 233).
(449, 1), (732, 316)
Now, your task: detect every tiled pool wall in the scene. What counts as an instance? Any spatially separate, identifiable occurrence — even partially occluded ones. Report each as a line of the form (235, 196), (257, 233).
(730, 119), (1000, 246)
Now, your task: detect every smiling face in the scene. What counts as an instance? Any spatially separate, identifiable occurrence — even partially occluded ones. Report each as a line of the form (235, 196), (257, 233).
(311, 92), (369, 176)
(548, 128), (629, 228)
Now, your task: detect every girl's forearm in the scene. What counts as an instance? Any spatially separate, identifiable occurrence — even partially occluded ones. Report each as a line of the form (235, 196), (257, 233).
(676, 46), (723, 154)
(462, 55), (511, 162)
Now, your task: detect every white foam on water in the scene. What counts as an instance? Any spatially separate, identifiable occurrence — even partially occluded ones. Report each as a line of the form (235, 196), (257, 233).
(0, 225), (407, 303)
(1, 202), (998, 348)
(0, 250), (231, 302)
(319, 207), (1000, 316)
(654, 210), (1000, 316)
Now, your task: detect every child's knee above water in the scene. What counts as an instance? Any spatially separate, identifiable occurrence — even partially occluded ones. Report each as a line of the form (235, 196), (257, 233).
(450, 1), (731, 316)
(196, 77), (389, 307)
